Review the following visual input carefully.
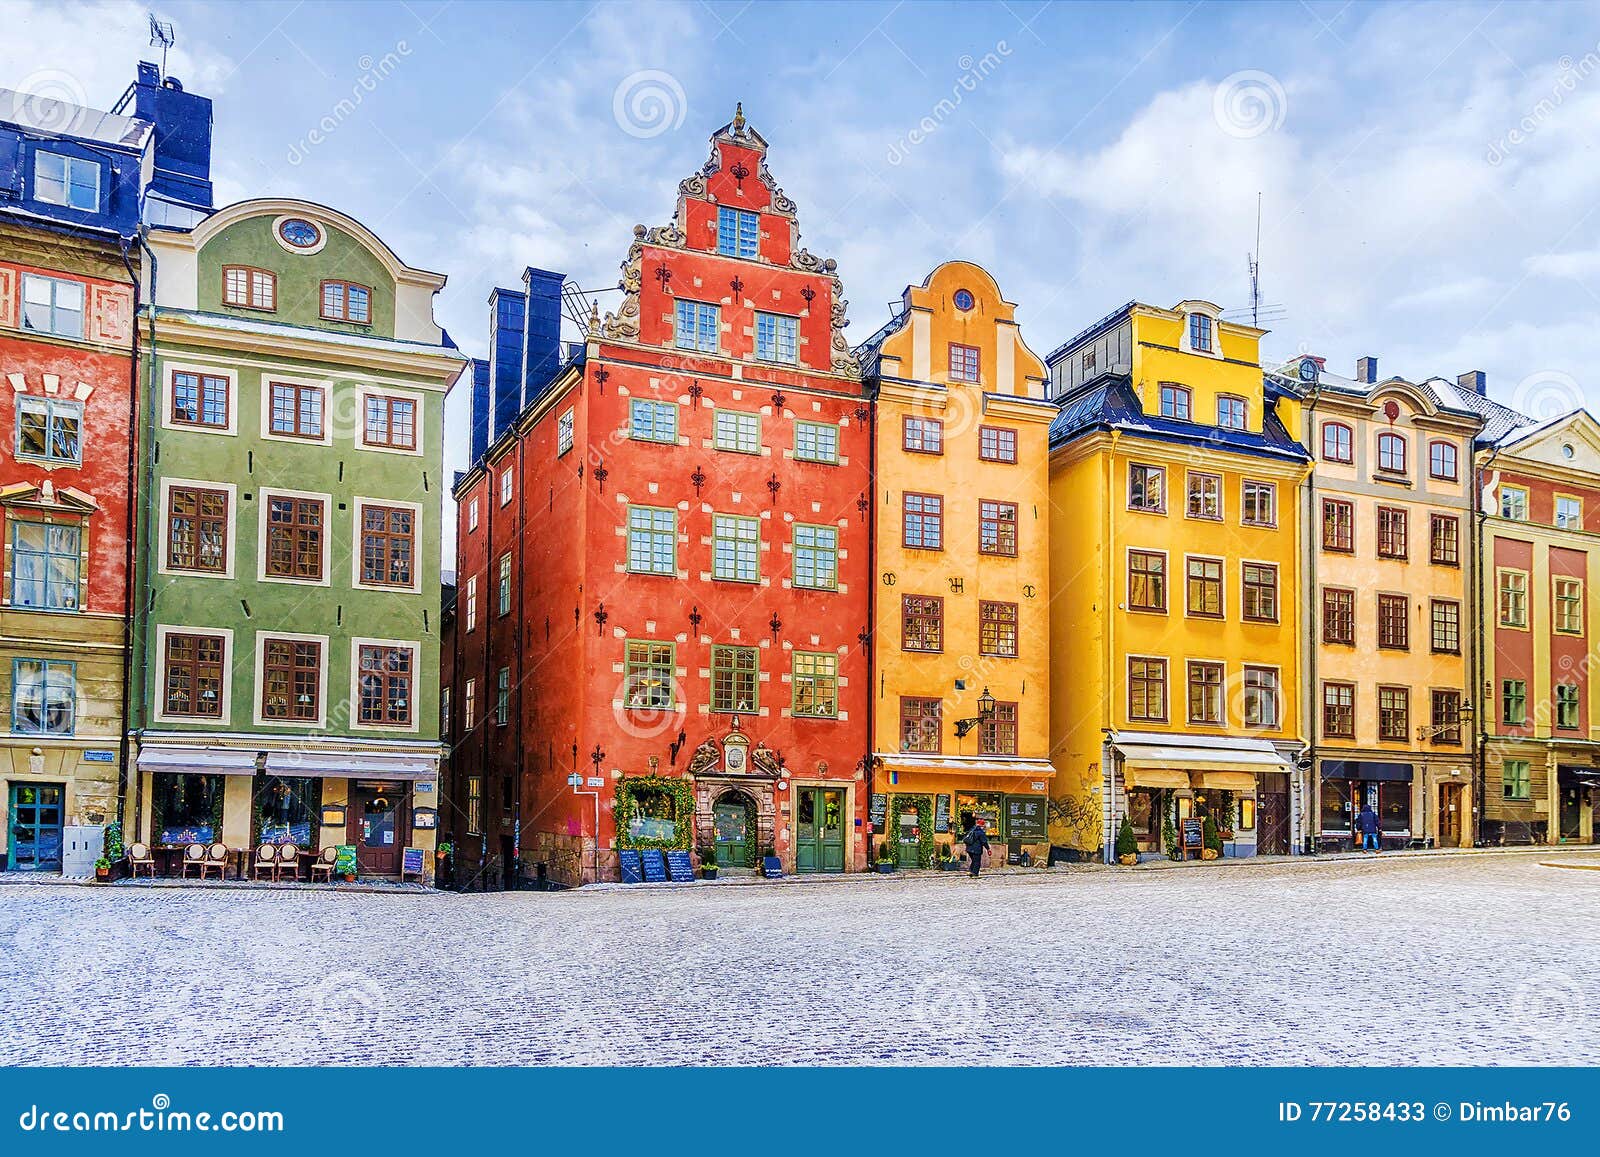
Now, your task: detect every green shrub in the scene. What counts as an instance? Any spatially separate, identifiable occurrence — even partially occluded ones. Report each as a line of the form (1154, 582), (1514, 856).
(1115, 815), (1139, 859)
(1203, 815), (1222, 852)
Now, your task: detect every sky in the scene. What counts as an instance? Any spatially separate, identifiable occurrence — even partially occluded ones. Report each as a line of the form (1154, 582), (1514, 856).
(10, 0), (1600, 492)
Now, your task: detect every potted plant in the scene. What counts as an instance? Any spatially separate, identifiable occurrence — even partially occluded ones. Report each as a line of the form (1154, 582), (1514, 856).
(699, 845), (719, 880)
(1202, 816), (1222, 860)
(1115, 815), (1140, 866)
(875, 840), (897, 874)
(93, 856), (111, 882)
(937, 845), (955, 871)
(102, 821), (125, 880)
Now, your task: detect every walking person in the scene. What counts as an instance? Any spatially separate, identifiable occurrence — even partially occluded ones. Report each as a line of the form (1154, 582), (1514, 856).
(1358, 802), (1381, 853)
(961, 817), (991, 878)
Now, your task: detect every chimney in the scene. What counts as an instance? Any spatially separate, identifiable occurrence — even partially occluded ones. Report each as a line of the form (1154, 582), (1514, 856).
(488, 288), (528, 443)
(468, 358), (491, 466)
(133, 60), (214, 213)
(1356, 356), (1378, 384)
(1458, 370), (1487, 396)
(520, 267), (566, 406)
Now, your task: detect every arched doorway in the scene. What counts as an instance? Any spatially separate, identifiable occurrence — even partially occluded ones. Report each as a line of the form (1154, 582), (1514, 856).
(712, 789), (758, 869)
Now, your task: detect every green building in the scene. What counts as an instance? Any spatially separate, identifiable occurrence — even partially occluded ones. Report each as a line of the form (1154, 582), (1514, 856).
(132, 199), (462, 879)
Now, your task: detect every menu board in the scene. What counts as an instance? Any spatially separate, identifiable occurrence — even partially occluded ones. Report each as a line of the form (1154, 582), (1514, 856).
(665, 850), (694, 882)
(334, 844), (357, 877)
(618, 849), (643, 884)
(1182, 817), (1205, 855)
(640, 849), (668, 882)
(401, 847), (425, 877)
(934, 794), (951, 834)
(868, 793), (888, 832)
(1005, 796), (1047, 841)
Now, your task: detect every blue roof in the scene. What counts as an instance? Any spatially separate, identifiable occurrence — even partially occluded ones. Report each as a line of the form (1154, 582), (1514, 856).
(1049, 374), (1309, 461)
(1045, 300), (1135, 365)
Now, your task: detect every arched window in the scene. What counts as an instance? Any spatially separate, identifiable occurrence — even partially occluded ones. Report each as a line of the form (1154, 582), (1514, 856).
(1429, 440), (1458, 481)
(1378, 432), (1407, 474)
(1321, 421), (1353, 463)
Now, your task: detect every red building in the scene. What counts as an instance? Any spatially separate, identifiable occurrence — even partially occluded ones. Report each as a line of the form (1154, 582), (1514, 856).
(448, 108), (872, 884)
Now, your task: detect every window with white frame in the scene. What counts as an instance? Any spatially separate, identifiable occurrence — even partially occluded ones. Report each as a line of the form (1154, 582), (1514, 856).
(465, 575), (478, 631)
(1556, 496), (1583, 530)
(15, 397), (81, 464)
(557, 409), (575, 456)
(34, 151), (100, 211)
(674, 300), (720, 353)
(629, 399), (678, 443)
(717, 206), (760, 258)
(21, 274), (84, 339)
(11, 658), (75, 734)
(714, 409), (760, 453)
(756, 313), (798, 363)
(499, 468), (513, 506)
(496, 667), (510, 726)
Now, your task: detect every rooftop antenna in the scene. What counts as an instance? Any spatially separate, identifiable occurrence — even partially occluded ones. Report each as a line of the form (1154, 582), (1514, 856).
(1246, 191), (1262, 329)
(148, 13), (176, 78)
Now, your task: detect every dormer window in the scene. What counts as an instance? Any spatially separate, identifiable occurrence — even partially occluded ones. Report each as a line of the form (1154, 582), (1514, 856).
(716, 206), (759, 258)
(1159, 384), (1191, 420)
(1217, 395), (1247, 430)
(321, 280), (372, 324)
(223, 266), (276, 311)
(1189, 313), (1213, 352)
(35, 151), (100, 211)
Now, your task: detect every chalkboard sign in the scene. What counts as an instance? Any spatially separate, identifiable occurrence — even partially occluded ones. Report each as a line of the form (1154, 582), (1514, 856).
(334, 844), (357, 877)
(665, 850), (694, 882)
(1005, 796), (1047, 841)
(761, 855), (784, 879)
(401, 847), (425, 878)
(1182, 817), (1205, 857)
(934, 794), (951, 834)
(618, 849), (643, 884)
(640, 849), (668, 882)
(868, 793), (888, 832)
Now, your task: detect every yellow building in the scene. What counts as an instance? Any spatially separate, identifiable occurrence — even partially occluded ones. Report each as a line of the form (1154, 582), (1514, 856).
(1277, 356), (1482, 851)
(1047, 301), (1311, 861)
(857, 261), (1056, 867)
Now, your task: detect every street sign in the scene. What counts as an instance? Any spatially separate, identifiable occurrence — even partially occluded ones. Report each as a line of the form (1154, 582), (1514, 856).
(567, 773), (583, 786)
(586, 776), (605, 787)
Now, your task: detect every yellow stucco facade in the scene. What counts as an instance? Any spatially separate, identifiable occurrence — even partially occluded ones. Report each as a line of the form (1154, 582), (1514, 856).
(861, 261), (1056, 866)
(1047, 301), (1311, 860)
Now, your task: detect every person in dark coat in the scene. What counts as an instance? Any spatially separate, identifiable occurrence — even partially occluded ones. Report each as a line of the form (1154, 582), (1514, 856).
(961, 818), (991, 877)
(1358, 804), (1381, 852)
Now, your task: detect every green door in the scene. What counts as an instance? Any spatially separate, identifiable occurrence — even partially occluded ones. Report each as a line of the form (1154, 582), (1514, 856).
(8, 783), (64, 872)
(714, 799), (749, 869)
(897, 801), (925, 868)
(796, 788), (845, 873)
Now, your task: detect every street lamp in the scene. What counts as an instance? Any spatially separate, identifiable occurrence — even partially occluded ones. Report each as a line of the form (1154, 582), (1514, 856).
(952, 687), (997, 739)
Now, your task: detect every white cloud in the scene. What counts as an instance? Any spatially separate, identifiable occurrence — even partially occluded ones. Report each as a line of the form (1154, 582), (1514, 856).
(1524, 246), (1600, 281)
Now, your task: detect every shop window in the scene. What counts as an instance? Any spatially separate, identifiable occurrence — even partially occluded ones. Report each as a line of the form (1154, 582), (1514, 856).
(11, 658), (75, 735)
(1186, 557), (1222, 618)
(255, 776), (320, 845)
(1242, 563), (1278, 622)
(1186, 472), (1222, 520)
(903, 416), (944, 454)
(1242, 481), (1276, 527)
(793, 524), (837, 590)
(791, 652), (838, 718)
(1502, 760), (1531, 801)
(357, 643), (415, 727)
(1430, 514), (1460, 566)
(624, 641), (674, 709)
(152, 773), (222, 845)
(902, 492), (943, 549)
(1320, 780), (1354, 833)
(1322, 587), (1354, 645)
(1128, 464), (1165, 512)
(1128, 550), (1167, 613)
(795, 421), (838, 463)
(979, 426), (1017, 463)
(979, 500), (1018, 556)
(260, 637), (320, 722)
(171, 370), (230, 428)
(710, 645), (758, 713)
(626, 506), (676, 575)
(712, 514), (760, 582)
(1128, 657), (1167, 722)
(1376, 506), (1408, 559)
(1187, 661), (1223, 725)
(1379, 782), (1410, 833)
(1378, 687), (1409, 741)
(15, 397), (82, 465)
(268, 381), (325, 440)
(364, 395), (417, 449)
(955, 790), (1003, 836)
(902, 595), (943, 653)
(979, 601), (1018, 657)
(264, 495), (325, 581)
(1501, 679), (1526, 726)
(1321, 498), (1353, 552)
(900, 697), (942, 753)
(359, 503), (416, 588)
(11, 520), (81, 609)
(627, 785), (679, 843)
(22, 273), (85, 338)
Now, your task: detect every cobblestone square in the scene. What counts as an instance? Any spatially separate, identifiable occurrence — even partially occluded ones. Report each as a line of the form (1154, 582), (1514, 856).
(1, 853), (1595, 1066)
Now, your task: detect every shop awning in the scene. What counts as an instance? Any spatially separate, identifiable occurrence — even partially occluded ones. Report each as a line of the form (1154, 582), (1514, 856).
(262, 750), (437, 781)
(1558, 765), (1600, 785)
(1122, 767), (1191, 790)
(1321, 760), (1412, 782)
(1190, 770), (1258, 791)
(135, 746), (258, 776)
(872, 754), (1055, 780)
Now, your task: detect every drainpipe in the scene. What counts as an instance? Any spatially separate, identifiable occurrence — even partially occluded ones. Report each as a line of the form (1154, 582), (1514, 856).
(132, 227), (162, 843)
(1303, 379), (1320, 855)
(1102, 427), (1120, 863)
(864, 378), (878, 873)
(513, 430), (526, 884)
(113, 235), (140, 843)
(1473, 441), (1502, 846)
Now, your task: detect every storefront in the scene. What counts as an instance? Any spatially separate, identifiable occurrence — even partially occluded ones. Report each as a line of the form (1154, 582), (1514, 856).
(870, 754), (1055, 868)
(1317, 760), (1412, 851)
(1108, 732), (1298, 861)
(1556, 766), (1598, 844)
(133, 742), (440, 880)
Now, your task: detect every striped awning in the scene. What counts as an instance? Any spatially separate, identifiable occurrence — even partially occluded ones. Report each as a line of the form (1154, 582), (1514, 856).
(135, 746), (258, 776)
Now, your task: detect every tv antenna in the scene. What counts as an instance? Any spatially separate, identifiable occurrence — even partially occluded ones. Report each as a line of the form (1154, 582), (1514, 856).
(148, 13), (176, 77)
(1246, 191), (1262, 329)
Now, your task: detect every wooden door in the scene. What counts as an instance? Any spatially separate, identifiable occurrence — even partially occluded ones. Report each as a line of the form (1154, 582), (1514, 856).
(1438, 784), (1462, 848)
(795, 788), (846, 873)
(8, 783), (63, 871)
(348, 783), (404, 876)
(1257, 789), (1290, 855)
(713, 799), (749, 869)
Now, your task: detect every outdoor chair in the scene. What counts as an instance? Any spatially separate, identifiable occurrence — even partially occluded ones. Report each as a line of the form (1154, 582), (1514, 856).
(276, 843), (301, 883)
(308, 846), (338, 883)
(252, 844), (278, 881)
(201, 842), (229, 881)
(180, 842), (208, 878)
(127, 842), (155, 879)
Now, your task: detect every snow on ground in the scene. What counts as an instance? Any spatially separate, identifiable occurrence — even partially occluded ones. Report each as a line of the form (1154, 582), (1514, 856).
(1, 853), (1595, 1066)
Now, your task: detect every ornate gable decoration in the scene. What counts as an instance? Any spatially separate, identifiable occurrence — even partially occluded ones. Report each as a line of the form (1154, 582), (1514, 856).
(601, 105), (860, 378)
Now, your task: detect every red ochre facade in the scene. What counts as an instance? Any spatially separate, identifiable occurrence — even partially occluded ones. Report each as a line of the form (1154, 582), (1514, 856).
(452, 112), (872, 883)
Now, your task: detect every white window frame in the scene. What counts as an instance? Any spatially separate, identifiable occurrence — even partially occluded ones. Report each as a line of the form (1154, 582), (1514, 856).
(557, 408), (575, 456)
(156, 477), (238, 580)
(349, 636), (422, 733)
(251, 630), (331, 729)
(33, 150), (101, 211)
(161, 362), (238, 436)
(358, 386), (425, 456)
(152, 623), (235, 727)
(256, 487), (333, 587)
(351, 496), (424, 594)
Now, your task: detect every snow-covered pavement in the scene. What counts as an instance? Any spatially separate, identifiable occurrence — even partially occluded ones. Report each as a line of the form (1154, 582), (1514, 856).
(2, 852), (1595, 1066)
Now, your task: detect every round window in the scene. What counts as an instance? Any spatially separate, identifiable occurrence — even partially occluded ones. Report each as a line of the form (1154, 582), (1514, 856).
(278, 217), (322, 249)
(1563, 443), (1576, 459)
(953, 288), (975, 311)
